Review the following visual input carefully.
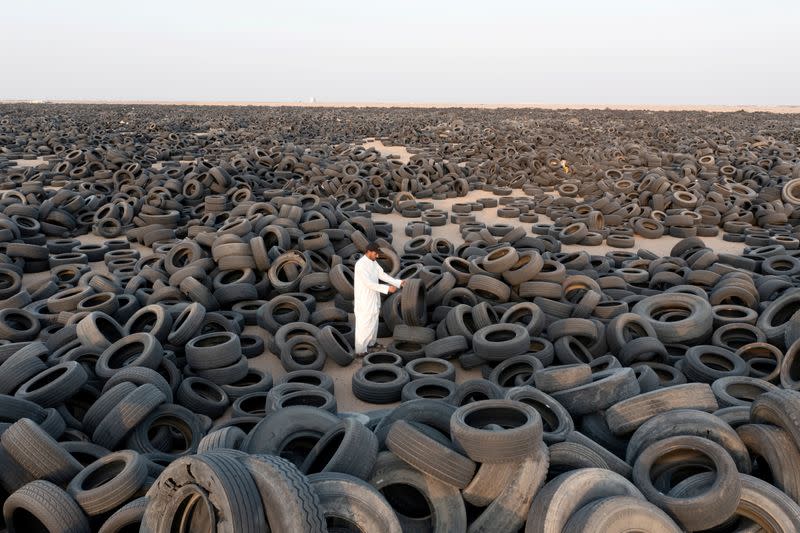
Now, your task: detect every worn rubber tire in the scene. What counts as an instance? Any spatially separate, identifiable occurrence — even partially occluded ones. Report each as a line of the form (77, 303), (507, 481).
(563, 495), (682, 533)
(308, 472), (402, 533)
(450, 399), (543, 463)
(368, 451), (467, 533)
(300, 418), (378, 480)
(605, 383), (719, 435)
(632, 435), (741, 531)
(3, 480), (90, 533)
(386, 420), (475, 488)
(525, 468), (644, 533)
(66, 449), (147, 516)
(2, 418), (83, 486)
(142, 451), (266, 533)
(626, 408), (751, 474)
(241, 454), (327, 533)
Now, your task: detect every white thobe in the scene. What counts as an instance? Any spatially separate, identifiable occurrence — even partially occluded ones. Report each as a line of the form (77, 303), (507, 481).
(353, 255), (402, 353)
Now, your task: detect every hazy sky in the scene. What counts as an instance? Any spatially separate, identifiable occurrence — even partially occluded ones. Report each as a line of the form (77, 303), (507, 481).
(2, 0), (798, 105)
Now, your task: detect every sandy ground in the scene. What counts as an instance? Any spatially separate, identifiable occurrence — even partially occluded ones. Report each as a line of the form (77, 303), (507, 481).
(13, 141), (746, 413)
(4, 100), (799, 114)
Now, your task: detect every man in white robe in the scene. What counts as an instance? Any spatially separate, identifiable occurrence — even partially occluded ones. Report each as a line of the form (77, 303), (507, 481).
(353, 242), (404, 356)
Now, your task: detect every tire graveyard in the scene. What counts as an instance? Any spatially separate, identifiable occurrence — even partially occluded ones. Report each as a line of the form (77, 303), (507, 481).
(1, 104), (800, 531)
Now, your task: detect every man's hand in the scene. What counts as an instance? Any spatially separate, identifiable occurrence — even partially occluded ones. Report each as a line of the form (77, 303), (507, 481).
(400, 280), (406, 288)
(388, 285), (398, 294)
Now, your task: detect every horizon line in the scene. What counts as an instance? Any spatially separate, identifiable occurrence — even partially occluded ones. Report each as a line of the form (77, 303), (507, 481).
(1, 99), (799, 113)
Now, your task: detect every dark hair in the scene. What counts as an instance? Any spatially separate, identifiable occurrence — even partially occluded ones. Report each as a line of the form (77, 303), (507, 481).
(366, 242), (381, 253)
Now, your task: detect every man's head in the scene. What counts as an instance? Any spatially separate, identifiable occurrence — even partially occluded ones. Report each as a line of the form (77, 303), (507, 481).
(365, 242), (380, 261)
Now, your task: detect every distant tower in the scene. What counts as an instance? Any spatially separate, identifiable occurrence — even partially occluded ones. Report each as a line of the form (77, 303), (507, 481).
(309, 96), (316, 103)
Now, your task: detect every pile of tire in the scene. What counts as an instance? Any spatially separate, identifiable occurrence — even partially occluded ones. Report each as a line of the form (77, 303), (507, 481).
(5, 390), (800, 531)
(1, 105), (800, 530)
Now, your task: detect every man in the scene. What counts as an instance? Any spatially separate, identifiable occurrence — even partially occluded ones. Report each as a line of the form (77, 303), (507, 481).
(353, 242), (405, 356)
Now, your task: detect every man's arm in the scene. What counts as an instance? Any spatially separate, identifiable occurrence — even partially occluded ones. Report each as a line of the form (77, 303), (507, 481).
(356, 261), (390, 294)
(377, 269), (403, 288)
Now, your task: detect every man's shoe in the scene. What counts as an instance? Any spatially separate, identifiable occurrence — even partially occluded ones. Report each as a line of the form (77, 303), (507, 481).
(367, 344), (386, 353)
(355, 352), (368, 358)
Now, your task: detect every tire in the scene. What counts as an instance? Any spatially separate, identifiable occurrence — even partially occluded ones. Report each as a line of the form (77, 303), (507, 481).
(197, 427), (247, 453)
(736, 474), (800, 532)
(393, 324), (436, 345)
(0, 309), (41, 342)
(712, 375), (778, 407)
(126, 403), (202, 457)
(185, 331), (242, 371)
(757, 289), (800, 348)
(525, 468), (644, 533)
(0, 442), (35, 493)
(451, 379), (505, 406)
(504, 386), (575, 444)
(385, 420), (475, 488)
(626, 409), (751, 473)
(533, 364), (592, 393)
(124, 304), (173, 342)
(369, 451), (467, 532)
(500, 302), (546, 336)
(66, 450), (147, 516)
(405, 357), (456, 381)
(352, 363), (410, 404)
(631, 293), (713, 345)
(61, 441), (111, 468)
(550, 368), (640, 417)
(632, 436), (741, 531)
(278, 369), (335, 393)
(619, 337), (668, 366)
(486, 354), (540, 387)
(318, 325), (354, 366)
(2, 418), (83, 486)
(3, 480), (90, 533)
(166, 302), (206, 345)
(92, 384), (166, 450)
(190, 355), (249, 385)
(300, 418), (378, 480)
(400, 278), (426, 326)
(75, 311), (124, 350)
(243, 405), (340, 464)
(102, 366), (174, 403)
(221, 368), (273, 400)
(462, 459), (518, 506)
(450, 399), (543, 463)
(563, 495), (682, 533)
(565, 430), (633, 479)
(751, 389), (800, 452)
(14, 361), (88, 407)
(467, 274), (511, 303)
(472, 323), (530, 361)
(605, 313), (658, 355)
(363, 351), (404, 367)
(547, 440), (609, 478)
(471, 443), (548, 530)
(81, 382), (137, 436)
(0, 342), (48, 395)
(683, 345), (747, 383)
(373, 398), (457, 449)
(141, 451), (266, 533)
(604, 383), (719, 435)
(241, 454), (327, 533)
(0, 392), (46, 426)
(737, 424), (800, 503)
(482, 246), (519, 273)
(270, 389), (337, 414)
(97, 496), (147, 533)
(231, 392), (269, 418)
(95, 332), (163, 380)
(401, 377), (457, 403)
(308, 472), (402, 533)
